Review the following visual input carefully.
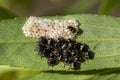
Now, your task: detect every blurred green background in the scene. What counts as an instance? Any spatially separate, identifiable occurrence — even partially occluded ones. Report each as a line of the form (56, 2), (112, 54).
(0, 0), (120, 20)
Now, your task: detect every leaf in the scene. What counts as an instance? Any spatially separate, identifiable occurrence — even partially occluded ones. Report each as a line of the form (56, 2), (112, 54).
(0, 65), (40, 80)
(99, 0), (120, 14)
(31, 68), (120, 80)
(0, 14), (120, 80)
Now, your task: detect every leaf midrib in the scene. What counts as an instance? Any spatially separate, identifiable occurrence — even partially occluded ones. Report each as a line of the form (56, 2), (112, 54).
(1, 38), (120, 44)
(82, 23), (120, 31)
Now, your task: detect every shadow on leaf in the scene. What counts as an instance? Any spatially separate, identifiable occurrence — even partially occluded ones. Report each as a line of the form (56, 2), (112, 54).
(42, 67), (120, 75)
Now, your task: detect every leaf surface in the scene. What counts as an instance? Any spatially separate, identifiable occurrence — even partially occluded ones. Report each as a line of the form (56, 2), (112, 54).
(0, 14), (120, 80)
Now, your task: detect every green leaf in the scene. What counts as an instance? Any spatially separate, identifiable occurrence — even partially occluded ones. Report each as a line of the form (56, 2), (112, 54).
(0, 65), (40, 80)
(31, 68), (120, 80)
(1, 14), (120, 80)
(99, 0), (120, 14)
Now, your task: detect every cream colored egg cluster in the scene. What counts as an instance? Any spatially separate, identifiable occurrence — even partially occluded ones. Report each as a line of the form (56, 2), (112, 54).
(22, 16), (79, 39)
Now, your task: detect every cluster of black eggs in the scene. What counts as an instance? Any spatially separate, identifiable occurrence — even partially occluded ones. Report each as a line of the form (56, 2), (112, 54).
(36, 36), (94, 70)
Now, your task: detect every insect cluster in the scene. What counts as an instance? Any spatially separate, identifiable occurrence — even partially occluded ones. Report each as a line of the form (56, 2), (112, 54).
(22, 16), (94, 70)
(37, 37), (94, 70)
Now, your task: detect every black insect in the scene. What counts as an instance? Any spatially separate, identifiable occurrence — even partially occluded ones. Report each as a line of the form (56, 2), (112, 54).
(47, 38), (55, 46)
(84, 50), (94, 60)
(53, 49), (60, 57)
(39, 36), (47, 44)
(70, 50), (77, 56)
(36, 36), (95, 70)
(67, 26), (77, 33)
(57, 37), (65, 44)
(66, 38), (73, 43)
(61, 43), (68, 49)
(59, 48), (71, 62)
(36, 43), (45, 52)
(54, 37), (65, 49)
(42, 48), (51, 58)
(70, 62), (81, 70)
(79, 43), (89, 52)
(47, 53), (58, 66)
(72, 43), (80, 50)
